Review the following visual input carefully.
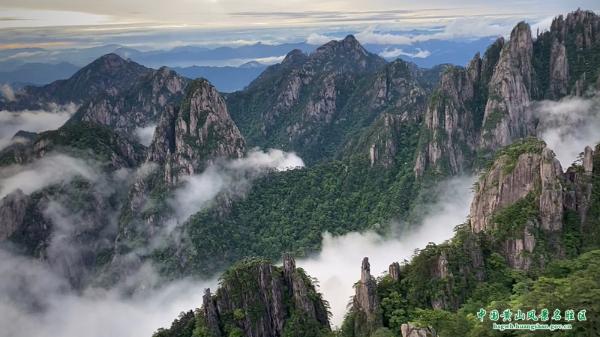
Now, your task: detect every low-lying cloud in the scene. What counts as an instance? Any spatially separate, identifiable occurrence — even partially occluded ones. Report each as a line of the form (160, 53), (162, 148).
(0, 154), (98, 199)
(0, 104), (76, 150)
(298, 176), (474, 327)
(0, 84), (15, 101)
(172, 149), (304, 223)
(534, 93), (600, 167)
(135, 124), (157, 146)
(0, 248), (216, 337)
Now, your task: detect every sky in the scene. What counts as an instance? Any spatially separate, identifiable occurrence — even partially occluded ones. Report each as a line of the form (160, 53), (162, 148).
(0, 1), (598, 50)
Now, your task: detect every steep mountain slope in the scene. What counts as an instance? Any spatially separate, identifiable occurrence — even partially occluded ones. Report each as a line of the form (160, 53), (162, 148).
(415, 10), (600, 178)
(227, 36), (446, 165)
(68, 66), (189, 133)
(112, 79), (245, 272)
(1, 53), (152, 110)
(154, 255), (331, 337)
(226, 36), (389, 163)
(340, 140), (600, 337)
(0, 122), (146, 287)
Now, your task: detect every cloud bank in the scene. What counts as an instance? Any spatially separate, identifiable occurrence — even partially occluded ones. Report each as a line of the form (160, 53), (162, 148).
(135, 124), (157, 146)
(0, 248), (217, 337)
(172, 149), (304, 223)
(534, 93), (600, 167)
(0, 154), (98, 198)
(0, 104), (76, 150)
(298, 176), (474, 326)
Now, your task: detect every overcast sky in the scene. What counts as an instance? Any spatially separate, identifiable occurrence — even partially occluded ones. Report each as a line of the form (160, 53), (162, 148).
(0, 1), (598, 50)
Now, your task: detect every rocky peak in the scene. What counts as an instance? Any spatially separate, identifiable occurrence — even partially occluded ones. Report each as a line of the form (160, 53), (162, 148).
(583, 146), (594, 174)
(281, 49), (308, 66)
(3, 53), (152, 110)
(401, 323), (438, 337)
(470, 138), (557, 233)
(469, 138), (567, 269)
(479, 21), (535, 150)
(350, 257), (383, 336)
(196, 256), (330, 337)
(388, 262), (401, 281)
(148, 79), (245, 184)
(69, 66), (188, 133)
(0, 189), (29, 241)
(508, 22), (535, 91)
(360, 257), (371, 283)
(311, 35), (385, 72)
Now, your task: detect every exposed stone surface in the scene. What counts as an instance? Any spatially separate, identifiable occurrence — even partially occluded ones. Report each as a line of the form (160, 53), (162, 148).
(71, 67), (188, 133)
(548, 38), (569, 98)
(416, 11), (600, 178)
(148, 79), (245, 185)
(401, 323), (437, 337)
(414, 38), (503, 177)
(480, 22), (535, 150)
(351, 257), (383, 336)
(468, 139), (579, 269)
(200, 256), (329, 337)
(0, 190), (29, 240)
(388, 262), (401, 281)
(1, 53), (152, 110)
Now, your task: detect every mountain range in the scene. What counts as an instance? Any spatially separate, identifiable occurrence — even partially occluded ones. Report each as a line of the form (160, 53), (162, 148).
(1, 8), (600, 337)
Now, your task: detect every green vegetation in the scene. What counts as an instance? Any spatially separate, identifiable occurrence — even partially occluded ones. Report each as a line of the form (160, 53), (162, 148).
(482, 108), (504, 133)
(152, 115), (426, 278)
(486, 137), (546, 175)
(153, 258), (332, 337)
(153, 153), (422, 277)
(489, 192), (539, 241)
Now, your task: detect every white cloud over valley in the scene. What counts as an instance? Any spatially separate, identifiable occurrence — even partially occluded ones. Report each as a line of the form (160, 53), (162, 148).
(298, 176), (475, 326)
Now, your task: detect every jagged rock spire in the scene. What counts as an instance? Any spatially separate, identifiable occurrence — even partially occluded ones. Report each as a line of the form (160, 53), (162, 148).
(203, 288), (222, 337)
(584, 146), (594, 174)
(388, 262), (401, 281)
(352, 257), (382, 335)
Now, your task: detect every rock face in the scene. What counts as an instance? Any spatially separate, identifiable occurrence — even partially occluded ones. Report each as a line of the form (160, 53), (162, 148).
(227, 35), (434, 164)
(468, 138), (599, 270)
(416, 10), (600, 177)
(480, 22), (536, 151)
(148, 79), (245, 185)
(401, 323), (437, 337)
(0, 122), (145, 169)
(0, 190), (29, 240)
(350, 257), (383, 336)
(388, 262), (401, 281)
(113, 79), (246, 263)
(199, 255), (330, 337)
(1, 53), (152, 110)
(414, 38), (504, 177)
(69, 66), (188, 133)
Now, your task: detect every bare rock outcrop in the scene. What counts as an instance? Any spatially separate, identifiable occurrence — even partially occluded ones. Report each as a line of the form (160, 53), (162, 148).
(148, 79), (245, 185)
(401, 323), (437, 337)
(350, 257), (383, 336)
(469, 138), (568, 269)
(0, 189), (30, 240)
(72, 67), (188, 133)
(199, 255), (330, 337)
(480, 22), (536, 150)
